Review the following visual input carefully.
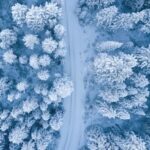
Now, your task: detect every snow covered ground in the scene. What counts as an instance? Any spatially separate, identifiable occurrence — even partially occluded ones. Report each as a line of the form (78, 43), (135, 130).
(57, 0), (96, 150)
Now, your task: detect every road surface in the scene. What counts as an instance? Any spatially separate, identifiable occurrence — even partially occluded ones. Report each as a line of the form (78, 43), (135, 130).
(57, 0), (85, 149)
(57, 0), (96, 149)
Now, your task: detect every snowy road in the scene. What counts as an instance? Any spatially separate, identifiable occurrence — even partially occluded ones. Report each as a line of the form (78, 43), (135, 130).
(57, 0), (86, 150)
(57, 0), (96, 149)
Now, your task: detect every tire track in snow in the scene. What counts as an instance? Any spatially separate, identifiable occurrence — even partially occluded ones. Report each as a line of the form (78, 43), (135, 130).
(57, 0), (85, 149)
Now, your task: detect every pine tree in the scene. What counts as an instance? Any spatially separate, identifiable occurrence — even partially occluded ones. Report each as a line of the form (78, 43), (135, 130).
(25, 6), (46, 32)
(23, 34), (39, 50)
(9, 125), (28, 144)
(96, 6), (118, 29)
(53, 77), (74, 98)
(11, 3), (28, 26)
(0, 29), (17, 49)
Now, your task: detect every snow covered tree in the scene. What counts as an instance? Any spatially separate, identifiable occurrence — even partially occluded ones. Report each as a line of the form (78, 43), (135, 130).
(31, 128), (53, 150)
(97, 101), (131, 119)
(7, 91), (16, 102)
(37, 70), (50, 81)
(96, 6), (118, 30)
(0, 29), (17, 49)
(135, 45), (150, 74)
(42, 110), (50, 121)
(44, 2), (62, 21)
(91, 40), (150, 119)
(119, 74), (149, 110)
(22, 98), (38, 113)
(78, 0), (146, 32)
(93, 53), (137, 84)
(54, 24), (65, 39)
(9, 125), (28, 145)
(39, 102), (48, 112)
(0, 116), (12, 132)
(77, 0), (116, 25)
(0, 77), (11, 96)
(0, 109), (10, 120)
(11, 106), (23, 119)
(124, 0), (144, 12)
(94, 73), (149, 119)
(98, 82), (128, 103)
(55, 40), (67, 57)
(85, 125), (147, 150)
(9, 143), (21, 150)
(119, 132), (147, 150)
(0, 131), (5, 149)
(25, 6), (46, 32)
(12, 2), (62, 32)
(19, 55), (28, 65)
(0, 1), (70, 148)
(85, 125), (110, 150)
(23, 34), (39, 50)
(129, 73), (149, 88)
(34, 83), (48, 96)
(21, 140), (35, 150)
(53, 77), (74, 98)
(47, 90), (58, 103)
(96, 41), (123, 52)
(39, 54), (51, 67)
(49, 111), (63, 131)
(29, 54), (39, 69)
(43, 2), (62, 29)
(11, 3), (28, 26)
(140, 9), (150, 33)
(16, 81), (29, 92)
(32, 109), (42, 120)
(86, 0), (115, 9)
(36, 139), (50, 150)
(141, 23), (150, 33)
(42, 38), (58, 54)
(3, 50), (17, 64)
(110, 11), (145, 31)
(11, 92), (22, 101)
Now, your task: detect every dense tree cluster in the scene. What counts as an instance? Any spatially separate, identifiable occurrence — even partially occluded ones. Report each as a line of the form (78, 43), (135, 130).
(0, 1), (73, 149)
(77, 0), (150, 33)
(96, 6), (145, 31)
(77, 0), (150, 149)
(76, 0), (116, 24)
(82, 41), (150, 149)
(91, 41), (149, 120)
(135, 45), (150, 73)
(85, 125), (147, 150)
(12, 2), (62, 32)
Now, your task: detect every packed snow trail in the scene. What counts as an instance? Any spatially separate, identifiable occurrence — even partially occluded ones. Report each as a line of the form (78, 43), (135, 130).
(58, 0), (96, 149)
(57, 0), (89, 149)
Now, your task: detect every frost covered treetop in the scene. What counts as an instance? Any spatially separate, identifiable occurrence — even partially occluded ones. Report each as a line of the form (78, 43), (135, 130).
(93, 53), (137, 84)
(12, 3), (28, 26)
(42, 38), (58, 54)
(53, 77), (74, 98)
(23, 34), (39, 50)
(26, 6), (46, 32)
(0, 29), (17, 49)
(96, 41), (123, 52)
